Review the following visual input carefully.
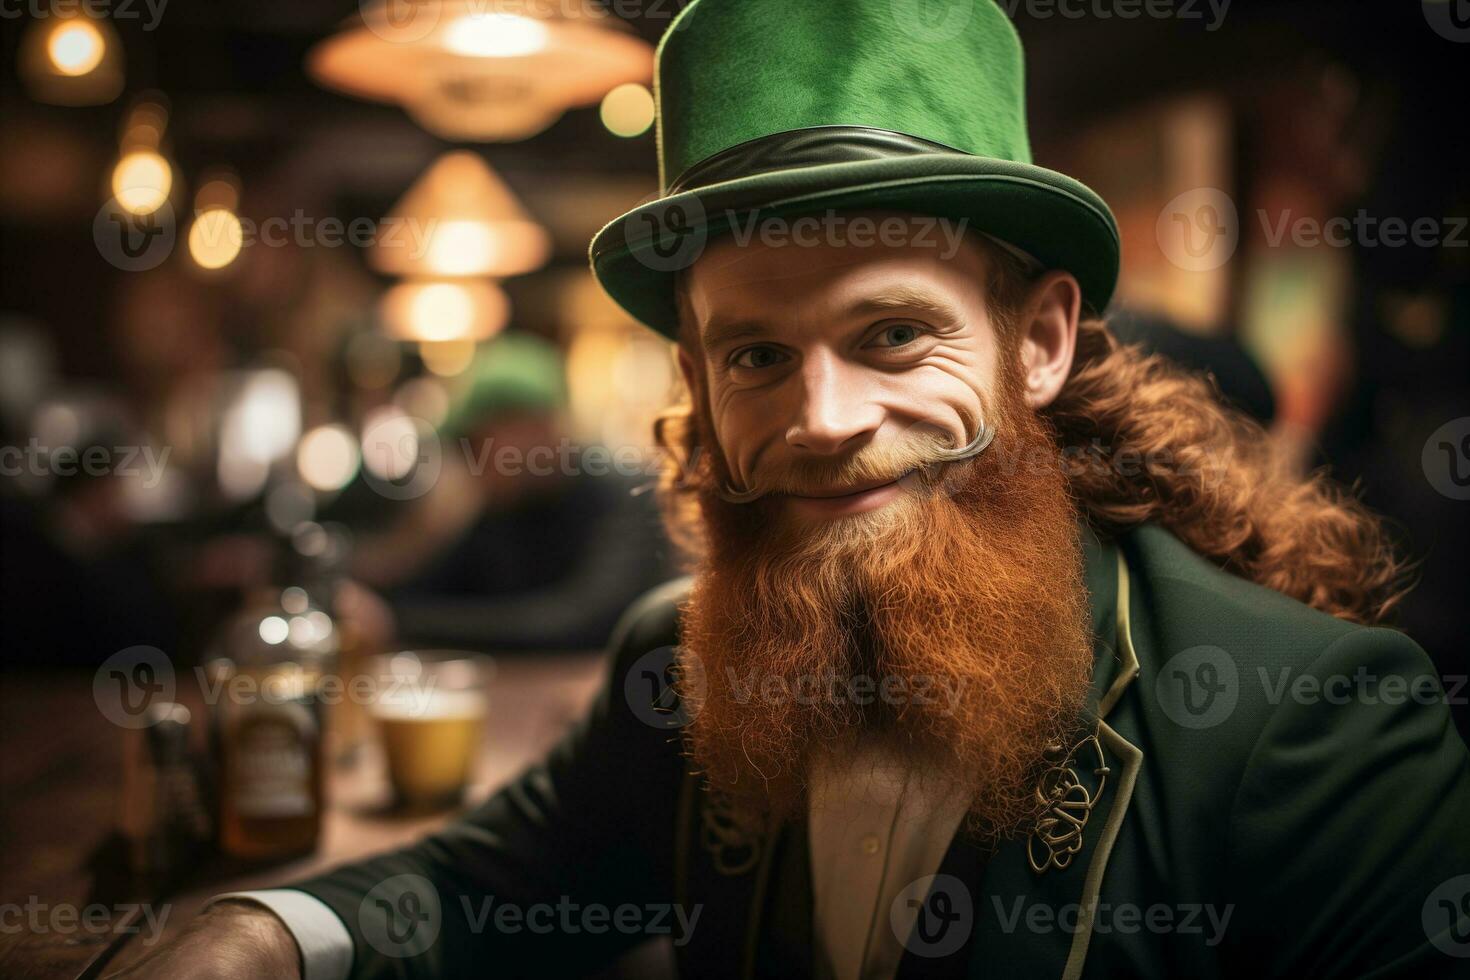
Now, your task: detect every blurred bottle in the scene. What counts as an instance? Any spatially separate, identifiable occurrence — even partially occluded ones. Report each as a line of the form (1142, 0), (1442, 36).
(206, 529), (338, 859)
(289, 521), (378, 765)
(119, 702), (210, 878)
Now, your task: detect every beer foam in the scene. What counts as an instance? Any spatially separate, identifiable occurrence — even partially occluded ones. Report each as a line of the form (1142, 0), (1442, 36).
(369, 687), (485, 721)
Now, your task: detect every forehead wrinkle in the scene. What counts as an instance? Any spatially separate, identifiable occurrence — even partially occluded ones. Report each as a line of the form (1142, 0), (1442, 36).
(695, 249), (889, 306)
(690, 241), (986, 349)
(693, 224), (952, 293)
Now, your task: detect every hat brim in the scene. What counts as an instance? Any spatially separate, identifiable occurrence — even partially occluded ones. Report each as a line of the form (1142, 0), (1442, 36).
(589, 153), (1120, 340)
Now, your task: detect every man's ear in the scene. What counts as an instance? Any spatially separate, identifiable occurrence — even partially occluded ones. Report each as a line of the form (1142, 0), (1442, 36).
(1016, 270), (1081, 410)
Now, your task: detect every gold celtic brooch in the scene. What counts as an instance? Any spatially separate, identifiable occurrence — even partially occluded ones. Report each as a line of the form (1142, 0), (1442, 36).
(1027, 727), (1111, 875)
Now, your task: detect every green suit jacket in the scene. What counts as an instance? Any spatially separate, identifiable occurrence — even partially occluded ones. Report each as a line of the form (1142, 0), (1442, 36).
(294, 524), (1470, 978)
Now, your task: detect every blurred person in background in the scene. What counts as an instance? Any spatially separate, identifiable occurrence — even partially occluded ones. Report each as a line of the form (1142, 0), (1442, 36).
(1308, 57), (1470, 740)
(343, 332), (676, 652)
(0, 402), (180, 667)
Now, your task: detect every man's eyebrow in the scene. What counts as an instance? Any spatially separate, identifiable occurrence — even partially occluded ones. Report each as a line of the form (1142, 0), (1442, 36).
(700, 319), (769, 355)
(844, 287), (967, 331)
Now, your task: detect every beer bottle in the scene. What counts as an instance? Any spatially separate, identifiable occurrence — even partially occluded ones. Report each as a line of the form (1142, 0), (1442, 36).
(207, 559), (337, 859)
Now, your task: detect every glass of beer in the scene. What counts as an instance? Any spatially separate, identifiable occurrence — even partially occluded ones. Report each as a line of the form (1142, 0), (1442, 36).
(368, 651), (491, 810)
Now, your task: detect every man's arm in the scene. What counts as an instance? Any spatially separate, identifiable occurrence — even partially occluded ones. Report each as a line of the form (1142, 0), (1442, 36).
(109, 578), (691, 980)
(1222, 626), (1470, 977)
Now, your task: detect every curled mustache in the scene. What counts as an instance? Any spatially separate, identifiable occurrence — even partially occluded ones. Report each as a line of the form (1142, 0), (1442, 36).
(717, 413), (998, 505)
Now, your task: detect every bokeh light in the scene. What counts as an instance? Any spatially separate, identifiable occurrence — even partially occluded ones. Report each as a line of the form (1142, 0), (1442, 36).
(422, 220), (497, 277)
(420, 338), (478, 377)
(380, 279), (509, 342)
(361, 407), (422, 481)
(258, 615), (289, 645)
(188, 208), (244, 269)
(48, 20), (105, 77)
(443, 13), (549, 58)
(297, 424), (361, 492)
(111, 150), (173, 215)
(600, 83), (655, 138)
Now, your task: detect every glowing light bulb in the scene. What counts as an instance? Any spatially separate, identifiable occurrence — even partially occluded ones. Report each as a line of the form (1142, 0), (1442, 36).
(48, 20), (105, 76)
(410, 282), (476, 342)
(112, 151), (172, 215)
(423, 220), (497, 277)
(188, 208), (244, 270)
(380, 279), (508, 342)
(443, 13), (548, 58)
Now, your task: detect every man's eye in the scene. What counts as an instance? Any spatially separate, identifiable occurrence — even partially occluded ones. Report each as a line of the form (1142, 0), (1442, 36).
(870, 323), (924, 348)
(732, 346), (787, 369)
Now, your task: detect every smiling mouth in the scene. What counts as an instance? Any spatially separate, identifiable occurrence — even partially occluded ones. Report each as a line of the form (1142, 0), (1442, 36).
(790, 471), (911, 500)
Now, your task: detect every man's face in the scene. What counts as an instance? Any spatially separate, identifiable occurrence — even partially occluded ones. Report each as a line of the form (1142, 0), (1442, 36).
(668, 211), (1096, 837)
(679, 210), (1002, 524)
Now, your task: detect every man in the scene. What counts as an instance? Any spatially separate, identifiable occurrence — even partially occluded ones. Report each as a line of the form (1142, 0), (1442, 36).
(344, 332), (675, 652)
(113, 1), (1470, 977)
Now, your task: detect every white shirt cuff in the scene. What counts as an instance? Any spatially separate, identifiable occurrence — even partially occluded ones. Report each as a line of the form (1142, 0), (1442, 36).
(208, 889), (354, 980)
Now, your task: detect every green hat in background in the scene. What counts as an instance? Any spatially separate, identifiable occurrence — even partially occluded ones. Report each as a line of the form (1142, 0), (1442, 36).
(589, 0), (1120, 340)
(441, 331), (566, 439)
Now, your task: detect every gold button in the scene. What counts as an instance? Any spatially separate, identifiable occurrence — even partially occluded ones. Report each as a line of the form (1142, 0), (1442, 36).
(859, 833), (881, 855)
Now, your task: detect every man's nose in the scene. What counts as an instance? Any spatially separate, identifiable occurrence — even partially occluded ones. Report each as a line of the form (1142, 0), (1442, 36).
(784, 352), (883, 455)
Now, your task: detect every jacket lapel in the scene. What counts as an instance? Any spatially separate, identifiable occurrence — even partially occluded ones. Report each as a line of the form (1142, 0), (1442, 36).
(673, 769), (785, 980)
(950, 532), (1144, 980)
(756, 812), (816, 977)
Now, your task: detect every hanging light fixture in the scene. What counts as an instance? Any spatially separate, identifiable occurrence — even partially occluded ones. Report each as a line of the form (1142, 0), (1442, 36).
(373, 150), (547, 346)
(306, 0), (653, 142)
(369, 150), (550, 279)
(378, 279), (511, 343)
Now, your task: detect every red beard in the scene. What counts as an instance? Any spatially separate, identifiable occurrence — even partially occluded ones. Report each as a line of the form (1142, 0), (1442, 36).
(676, 369), (1095, 841)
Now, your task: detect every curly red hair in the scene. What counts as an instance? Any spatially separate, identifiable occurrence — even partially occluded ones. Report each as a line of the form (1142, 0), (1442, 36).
(1048, 317), (1408, 624)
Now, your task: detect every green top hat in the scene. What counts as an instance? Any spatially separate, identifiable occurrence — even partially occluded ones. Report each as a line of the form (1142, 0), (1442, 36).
(589, 0), (1120, 340)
